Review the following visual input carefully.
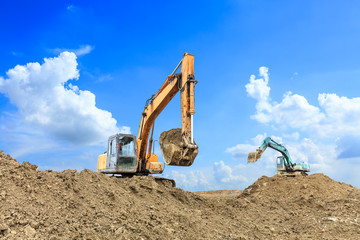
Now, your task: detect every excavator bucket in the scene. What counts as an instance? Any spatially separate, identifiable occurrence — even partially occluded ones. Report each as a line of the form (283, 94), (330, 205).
(159, 128), (198, 166)
(247, 149), (263, 163)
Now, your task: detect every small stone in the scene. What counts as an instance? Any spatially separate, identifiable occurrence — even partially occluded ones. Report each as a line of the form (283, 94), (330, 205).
(0, 190), (6, 199)
(30, 221), (40, 229)
(24, 225), (36, 237)
(115, 227), (124, 235)
(0, 223), (8, 231)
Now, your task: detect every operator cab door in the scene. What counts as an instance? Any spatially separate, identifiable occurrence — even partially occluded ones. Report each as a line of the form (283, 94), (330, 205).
(107, 137), (117, 168)
(276, 156), (286, 171)
(116, 135), (137, 169)
(104, 134), (138, 174)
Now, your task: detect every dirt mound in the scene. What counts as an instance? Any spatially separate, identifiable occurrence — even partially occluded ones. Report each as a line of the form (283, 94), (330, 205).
(0, 151), (229, 239)
(230, 174), (360, 239)
(195, 190), (243, 199)
(159, 128), (198, 166)
(1, 150), (360, 239)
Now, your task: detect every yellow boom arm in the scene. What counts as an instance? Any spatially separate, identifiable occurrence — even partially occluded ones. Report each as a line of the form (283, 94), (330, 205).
(136, 53), (197, 171)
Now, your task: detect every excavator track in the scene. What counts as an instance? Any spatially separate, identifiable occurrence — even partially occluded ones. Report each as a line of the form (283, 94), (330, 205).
(154, 177), (176, 188)
(275, 171), (308, 177)
(109, 174), (176, 187)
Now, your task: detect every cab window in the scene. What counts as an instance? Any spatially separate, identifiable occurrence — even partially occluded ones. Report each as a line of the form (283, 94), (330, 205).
(111, 138), (116, 155)
(118, 136), (135, 156)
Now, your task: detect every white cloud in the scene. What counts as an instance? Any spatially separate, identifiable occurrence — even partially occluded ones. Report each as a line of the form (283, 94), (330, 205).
(214, 161), (248, 183)
(286, 138), (335, 173)
(169, 163), (251, 191)
(290, 72), (298, 80)
(97, 74), (113, 83)
(0, 113), (59, 158)
(10, 51), (24, 57)
(52, 45), (94, 57)
(225, 133), (283, 170)
(0, 52), (128, 145)
(225, 143), (255, 160)
(67, 5), (76, 12)
(73, 45), (94, 56)
(246, 67), (360, 139)
(170, 170), (209, 190)
(245, 66), (270, 102)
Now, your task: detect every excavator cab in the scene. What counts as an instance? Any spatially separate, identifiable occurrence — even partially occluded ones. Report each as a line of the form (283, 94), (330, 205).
(98, 133), (164, 175)
(98, 134), (138, 174)
(116, 135), (137, 167)
(276, 156), (310, 173)
(276, 156), (286, 171)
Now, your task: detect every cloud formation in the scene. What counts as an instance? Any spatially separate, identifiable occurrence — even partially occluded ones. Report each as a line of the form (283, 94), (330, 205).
(214, 160), (248, 183)
(170, 170), (209, 191)
(240, 66), (360, 188)
(52, 45), (94, 57)
(0, 52), (127, 145)
(246, 67), (360, 139)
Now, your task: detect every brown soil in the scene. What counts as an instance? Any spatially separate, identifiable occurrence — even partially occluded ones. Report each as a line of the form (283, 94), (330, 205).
(159, 128), (198, 166)
(1, 150), (360, 239)
(195, 190), (243, 199)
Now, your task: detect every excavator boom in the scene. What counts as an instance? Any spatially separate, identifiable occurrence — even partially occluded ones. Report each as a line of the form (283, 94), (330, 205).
(137, 53), (198, 169)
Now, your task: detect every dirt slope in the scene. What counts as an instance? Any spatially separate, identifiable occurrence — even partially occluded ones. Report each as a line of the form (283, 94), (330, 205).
(232, 174), (360, 239)
(1, 150), (360, 239)
(195, 190), (243, 199)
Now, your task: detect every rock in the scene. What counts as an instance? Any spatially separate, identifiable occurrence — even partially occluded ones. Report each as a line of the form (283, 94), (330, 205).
(0, 190), (6, 200)
(24, 225), (36, 237)
(0, 223), (8, 231)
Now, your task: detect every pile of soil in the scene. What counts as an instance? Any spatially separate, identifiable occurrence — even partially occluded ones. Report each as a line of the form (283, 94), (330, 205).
(232, 174), (360, 239)
(159, 128), (198, 166)
(196, 190), (243, 199)
(0, 151), (232, 239)
(1, 150), (360, 239)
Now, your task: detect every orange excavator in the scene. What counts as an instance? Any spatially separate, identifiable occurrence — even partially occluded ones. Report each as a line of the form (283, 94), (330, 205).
(97, 53), (199, 176)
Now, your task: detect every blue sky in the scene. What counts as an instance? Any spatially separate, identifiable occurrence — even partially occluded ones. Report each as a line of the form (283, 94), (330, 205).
(1, 0), (360, 191)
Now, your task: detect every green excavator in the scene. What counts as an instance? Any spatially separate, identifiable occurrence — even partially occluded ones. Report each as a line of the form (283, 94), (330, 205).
(248, 137), (310, 176)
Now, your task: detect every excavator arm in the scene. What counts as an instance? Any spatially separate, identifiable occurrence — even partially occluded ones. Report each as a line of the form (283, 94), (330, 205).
(136, 53), (198, 172)
(250, 137), (294, 171)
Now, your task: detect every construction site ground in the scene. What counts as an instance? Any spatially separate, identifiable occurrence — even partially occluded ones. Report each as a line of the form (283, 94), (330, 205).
(1, 150), (359, 239)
